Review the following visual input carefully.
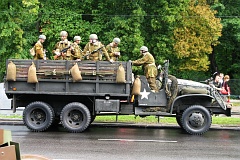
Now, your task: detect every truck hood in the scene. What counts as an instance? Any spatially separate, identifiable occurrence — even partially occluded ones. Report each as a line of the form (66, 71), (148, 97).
(176, 79), (209, 88)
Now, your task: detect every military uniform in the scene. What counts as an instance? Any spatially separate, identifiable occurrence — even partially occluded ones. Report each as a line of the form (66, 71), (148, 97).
(33, 41), (44, 60)
(132, 52), (158, 91)
(71, 42), (83, 60)
(82, 42), (110, 61)
(52, 40), (73, 60)
(106, 43), (120, 61)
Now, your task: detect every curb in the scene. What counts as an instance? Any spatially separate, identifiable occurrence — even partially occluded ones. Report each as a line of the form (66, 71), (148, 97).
(1, 118), (240, 131)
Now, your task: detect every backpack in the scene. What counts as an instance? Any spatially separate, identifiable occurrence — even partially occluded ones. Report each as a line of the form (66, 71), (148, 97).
(29, 47), (35, 56)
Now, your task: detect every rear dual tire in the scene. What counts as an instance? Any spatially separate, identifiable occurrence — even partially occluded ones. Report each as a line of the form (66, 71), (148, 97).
(60, 102), (91, 133)
(23, 101), (54, 132)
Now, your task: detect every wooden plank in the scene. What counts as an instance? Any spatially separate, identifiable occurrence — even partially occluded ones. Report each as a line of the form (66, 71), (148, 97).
(8, 59), (130, 82)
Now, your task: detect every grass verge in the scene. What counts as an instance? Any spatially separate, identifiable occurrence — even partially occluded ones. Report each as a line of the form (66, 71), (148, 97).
(94, 115), (240, 126)
(0, 115), (239, 126)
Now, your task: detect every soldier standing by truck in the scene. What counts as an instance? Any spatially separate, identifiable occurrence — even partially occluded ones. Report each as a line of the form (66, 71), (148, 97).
(82, 34), (113, 63)
(33, 35), (46, 60)
(132, 46), (158, 92)
(71, 36), (83, 61)
(52, 31), (73, 60)
(106, 37), (121, 61)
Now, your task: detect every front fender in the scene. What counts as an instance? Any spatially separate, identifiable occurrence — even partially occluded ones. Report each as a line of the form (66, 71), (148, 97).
(170, 94), (214, 114)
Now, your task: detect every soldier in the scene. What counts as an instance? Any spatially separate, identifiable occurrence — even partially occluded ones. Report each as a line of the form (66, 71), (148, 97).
(82, 34), (113, 62)
(106, 37), (121, 61)
(132, 46), (158, 92)
(71, 36), (83, 61)
(52, 31), (73, 60)
(33, 35), (46, 60)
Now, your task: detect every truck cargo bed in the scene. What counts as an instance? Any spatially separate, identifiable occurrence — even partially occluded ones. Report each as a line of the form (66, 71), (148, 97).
(5, 59), (132, 97)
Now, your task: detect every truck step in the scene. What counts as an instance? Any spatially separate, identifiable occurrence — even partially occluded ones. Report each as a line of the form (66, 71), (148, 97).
(134, 107), (175, 117)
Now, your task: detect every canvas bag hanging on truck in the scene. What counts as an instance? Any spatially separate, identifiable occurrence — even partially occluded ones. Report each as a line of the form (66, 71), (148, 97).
(6, 61), (16, 81)
(27, 62), (38, 83)
(70, 63), (82, 82)
(131, 75), (141, 95)
(116, 63), (126, 83)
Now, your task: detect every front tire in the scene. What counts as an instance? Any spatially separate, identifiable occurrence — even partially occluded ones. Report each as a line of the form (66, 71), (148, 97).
(60, 102), (91, 133)
(181, 105), (212, 135)
(23, 101), (54, 132)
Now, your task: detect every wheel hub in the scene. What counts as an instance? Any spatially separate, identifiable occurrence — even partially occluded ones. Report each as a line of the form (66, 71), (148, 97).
(189, 113), (204, 127)
(71, 113), (81, 121)
(33, 111), (44, 121)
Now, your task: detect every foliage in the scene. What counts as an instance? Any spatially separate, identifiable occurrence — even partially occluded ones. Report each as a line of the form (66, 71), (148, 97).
(0, 0), (239, 84)
(0, 0), (39, 80)
(213, 0), (240, 79)
(173, 0), (222, 72)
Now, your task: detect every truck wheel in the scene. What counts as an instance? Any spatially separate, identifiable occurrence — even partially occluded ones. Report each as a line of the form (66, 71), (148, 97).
(23, 101), (55, 132)
(61, 102), (91, 133)
(181, 105), (212, 135)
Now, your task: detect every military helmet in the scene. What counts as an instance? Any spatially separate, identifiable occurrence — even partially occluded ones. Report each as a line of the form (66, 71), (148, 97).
(39, 35), (46, 40)
(74, 36), (81, 41)
(140, 46), (148, 52)
(113, 37), (120, 44)
(89, 34), (98, 40)
(60, 31), (68, 37)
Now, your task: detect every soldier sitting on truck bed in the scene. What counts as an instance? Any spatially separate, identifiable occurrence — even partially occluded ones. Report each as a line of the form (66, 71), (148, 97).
(105, 37), (121, 61)
(71, 36), (83, 61)
(52, 31), (73, 60)
(131, 46), (158, 92)
(82, 34), (113, 63)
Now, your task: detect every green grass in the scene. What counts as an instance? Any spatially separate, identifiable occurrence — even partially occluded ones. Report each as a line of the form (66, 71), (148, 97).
(1, 101), (240, 126)
(1, 114), (239, 126)
(0, 114), (22, 119)
(95, 115), (240, 125)
(232, 101), (240, 107)
(0, 115), (239, 125)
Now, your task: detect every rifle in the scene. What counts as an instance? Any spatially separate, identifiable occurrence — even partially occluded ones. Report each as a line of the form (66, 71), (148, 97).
(61, 46), (71, 53)
(53, 46), (72, 60)
(82, 46), (104, 59)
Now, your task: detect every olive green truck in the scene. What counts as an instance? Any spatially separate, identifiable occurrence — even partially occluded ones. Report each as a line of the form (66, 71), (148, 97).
(4, 59), (231, 135)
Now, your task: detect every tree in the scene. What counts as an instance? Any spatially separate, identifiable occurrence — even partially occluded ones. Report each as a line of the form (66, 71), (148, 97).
(173, 0), (222, 72)
(0, 0), (39, 81)
(213, 0), (240, 79)
(141, 0), (190, 67)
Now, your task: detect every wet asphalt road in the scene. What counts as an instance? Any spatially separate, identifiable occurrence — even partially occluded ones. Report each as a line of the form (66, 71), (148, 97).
(1, 125), (240, 160)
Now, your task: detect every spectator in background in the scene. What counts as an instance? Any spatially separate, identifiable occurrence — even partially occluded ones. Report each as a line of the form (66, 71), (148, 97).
(221, 75), (231, 102)
(212, 74), (223, 92)
(219, 73), (224, 87)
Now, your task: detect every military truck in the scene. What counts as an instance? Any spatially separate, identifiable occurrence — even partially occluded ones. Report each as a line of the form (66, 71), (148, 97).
(4, 59), (231, 135)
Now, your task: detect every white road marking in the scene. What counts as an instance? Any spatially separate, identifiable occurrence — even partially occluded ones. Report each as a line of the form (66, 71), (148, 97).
(98, 139), (177, 143)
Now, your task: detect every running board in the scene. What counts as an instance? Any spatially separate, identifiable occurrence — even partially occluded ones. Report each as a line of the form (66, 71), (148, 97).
(135, 107), (175, 117)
